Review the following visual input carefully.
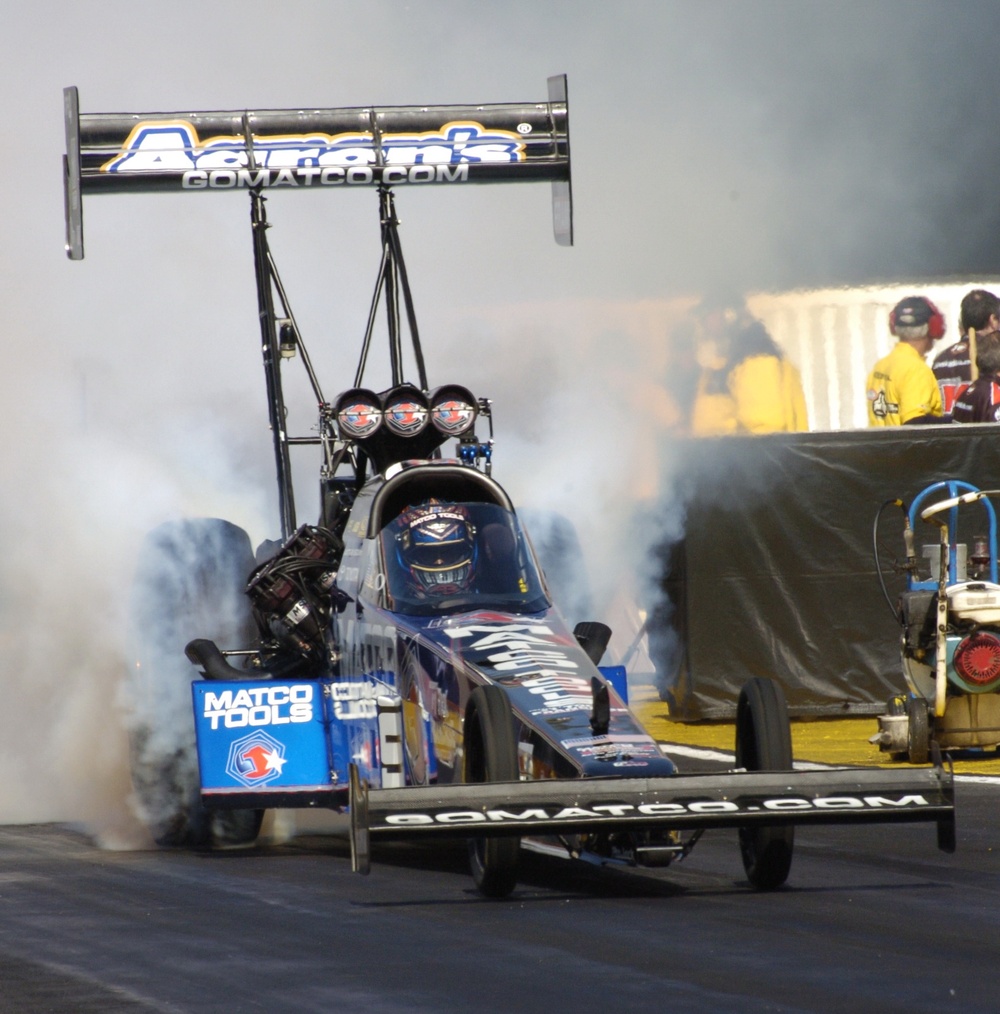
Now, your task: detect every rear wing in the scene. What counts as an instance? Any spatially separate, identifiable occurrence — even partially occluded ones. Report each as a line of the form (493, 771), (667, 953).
(62, 75), (572, 259)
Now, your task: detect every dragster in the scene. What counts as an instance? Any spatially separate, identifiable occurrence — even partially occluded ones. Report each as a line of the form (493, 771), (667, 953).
(64, 79), (954, 897)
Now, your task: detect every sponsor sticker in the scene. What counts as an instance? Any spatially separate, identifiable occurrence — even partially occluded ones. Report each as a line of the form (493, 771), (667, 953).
(573, 743), (662, 760)
(562, 734), (658, 749)
(224, 730), (288, 788)
(330, 682), (379, 721)
(379, 794), (934, 827)
(202, 684), (314, 730)
(103, 121), (525, 191)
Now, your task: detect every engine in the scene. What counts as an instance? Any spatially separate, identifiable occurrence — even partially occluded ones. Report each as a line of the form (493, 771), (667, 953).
(246, 525), (344, 662)
(901, 581), (1000, 695)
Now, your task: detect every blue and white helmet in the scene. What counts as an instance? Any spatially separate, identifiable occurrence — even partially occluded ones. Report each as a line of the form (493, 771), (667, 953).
(395, 501), (477, 595)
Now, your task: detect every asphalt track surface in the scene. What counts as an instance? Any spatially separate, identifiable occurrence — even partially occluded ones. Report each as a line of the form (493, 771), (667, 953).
(1, 749), (997, 1014)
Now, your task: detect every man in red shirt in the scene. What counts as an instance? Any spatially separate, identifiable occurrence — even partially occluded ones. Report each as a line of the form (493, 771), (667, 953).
(952, 331), (1000, 423)
(932, 288), (1000, 417)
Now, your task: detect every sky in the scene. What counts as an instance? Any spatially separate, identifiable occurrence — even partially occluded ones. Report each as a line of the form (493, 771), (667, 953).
(3, 0), (1000, 837)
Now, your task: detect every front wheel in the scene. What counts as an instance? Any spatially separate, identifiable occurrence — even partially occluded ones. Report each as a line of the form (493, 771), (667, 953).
(906, 694), (930, 764)
(735, 677), (794, 890)
(464, 684), (520, 898)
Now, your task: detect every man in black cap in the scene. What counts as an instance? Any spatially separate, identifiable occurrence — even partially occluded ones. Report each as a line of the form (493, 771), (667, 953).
(866, 295), (945, 425)
(932, 288), (1000, 418)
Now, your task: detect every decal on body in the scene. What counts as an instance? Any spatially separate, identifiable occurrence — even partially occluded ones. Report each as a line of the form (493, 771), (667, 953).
(446, 623), (582, 683)
(381, 794), (936, 827)
(102, 121), (525, 191)
(202, 684), (314, 730)
(224, 730), (288, 787)
(330, 682), (379, 721)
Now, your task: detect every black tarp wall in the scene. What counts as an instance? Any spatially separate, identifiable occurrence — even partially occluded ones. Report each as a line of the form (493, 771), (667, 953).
(656, 424), (1000, 720)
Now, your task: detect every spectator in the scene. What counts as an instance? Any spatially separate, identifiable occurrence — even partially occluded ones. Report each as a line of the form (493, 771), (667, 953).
(951, 331), (1000, 423)
(932, 288), (1000, 417)
(690, 307), (808, 436)
(866, 295), (945, 425)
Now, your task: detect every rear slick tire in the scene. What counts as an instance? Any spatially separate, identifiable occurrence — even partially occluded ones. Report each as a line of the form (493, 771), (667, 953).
(128, 518), (263, 849)
(735, 677), (795, 890)
(464, 684), (520, 898)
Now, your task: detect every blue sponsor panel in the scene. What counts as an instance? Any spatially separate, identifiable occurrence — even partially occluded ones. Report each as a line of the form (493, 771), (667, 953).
(193, 680), (333, 796)
(325, 678), (385, 788)
(599, 665), (628, 705)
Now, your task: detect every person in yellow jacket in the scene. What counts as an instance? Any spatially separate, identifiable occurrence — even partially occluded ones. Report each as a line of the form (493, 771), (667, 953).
(691, 316), (809, 436)
(866, 295), (945, 426)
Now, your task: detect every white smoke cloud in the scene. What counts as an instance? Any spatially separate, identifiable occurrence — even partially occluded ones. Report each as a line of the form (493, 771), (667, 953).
(0, 363), (272, 844)
(3, 0), (1000, 843)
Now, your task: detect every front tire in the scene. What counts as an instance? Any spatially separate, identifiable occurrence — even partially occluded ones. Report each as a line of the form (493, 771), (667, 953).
(906, 694), (930, 764)
(735, 677), (794, 890)
(464, 684), (520, 898)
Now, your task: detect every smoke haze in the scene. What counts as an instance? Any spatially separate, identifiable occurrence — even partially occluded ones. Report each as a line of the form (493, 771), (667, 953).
(3, 0), (1000, 838)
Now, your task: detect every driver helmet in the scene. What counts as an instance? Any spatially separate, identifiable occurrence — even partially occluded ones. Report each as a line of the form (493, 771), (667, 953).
(394, 501), (477, 595)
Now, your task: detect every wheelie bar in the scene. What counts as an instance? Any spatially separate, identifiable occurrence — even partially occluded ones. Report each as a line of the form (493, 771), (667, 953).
(348, 762), (955, 874)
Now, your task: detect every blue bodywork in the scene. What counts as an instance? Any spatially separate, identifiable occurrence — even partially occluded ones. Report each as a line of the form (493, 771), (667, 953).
(193, 459), (674, 809)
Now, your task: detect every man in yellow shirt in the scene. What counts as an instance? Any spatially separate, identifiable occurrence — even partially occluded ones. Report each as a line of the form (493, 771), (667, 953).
(691, 315), (809, 436)
(866, 295), (945, 426)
